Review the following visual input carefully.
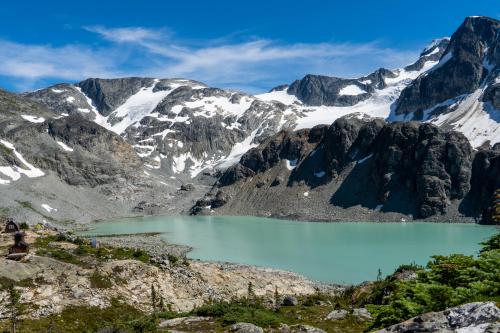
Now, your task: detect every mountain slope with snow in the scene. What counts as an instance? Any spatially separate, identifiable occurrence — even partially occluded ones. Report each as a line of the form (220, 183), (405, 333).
(20, 35), (455, 180)
(0, 15), (498, 224)
(391, 16), (500, 148)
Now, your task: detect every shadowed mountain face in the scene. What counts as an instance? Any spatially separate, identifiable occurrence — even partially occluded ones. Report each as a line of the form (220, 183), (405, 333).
(193, 116), (498, 222)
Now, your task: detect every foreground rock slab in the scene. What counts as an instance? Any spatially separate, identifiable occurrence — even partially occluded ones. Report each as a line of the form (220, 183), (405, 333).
(375, 302), (500, 333)
(0, 253), (337, 318)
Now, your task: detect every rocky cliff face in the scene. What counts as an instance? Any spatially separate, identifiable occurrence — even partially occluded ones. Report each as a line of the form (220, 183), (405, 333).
(395, 17), (499, 118)
(77, 77), (157, 116)
(0, 89), (205, 224)
(391, 16), (500, 147)
(0, 89), (141, 187)
(193, 116), (496, 222)
(466, 144), (500, 223)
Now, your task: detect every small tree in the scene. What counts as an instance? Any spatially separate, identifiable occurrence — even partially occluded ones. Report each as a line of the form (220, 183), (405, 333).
(159, 295), (165, 312)
(377, 268), (383, 281)
(247, 281), (254, 302)
(151, 284), (166, 313)
(274, 286), (280, 311)
(151, 284), (157, 312)
(4, 285), (26, 333)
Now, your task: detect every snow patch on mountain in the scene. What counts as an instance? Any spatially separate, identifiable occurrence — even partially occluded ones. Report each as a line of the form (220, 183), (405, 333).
(256, 89), (300, 105)
(109, 80), (176, 134)
(0, 139), (45, 184)
(426, 88), (500, 148)
(21, 115), (45, 123)
(218, 129), (260, 169)
(339, 85), (367, 96)
(57, 141), (74, 152)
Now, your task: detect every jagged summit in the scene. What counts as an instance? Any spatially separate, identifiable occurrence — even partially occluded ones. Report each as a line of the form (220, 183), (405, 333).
(391, 15), (499, 147)
(272, 38), (449, 108)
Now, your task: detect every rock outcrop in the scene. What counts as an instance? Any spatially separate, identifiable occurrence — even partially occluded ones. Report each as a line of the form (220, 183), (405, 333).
(374, 302), (500, 333)
(193, 117), (496, 221)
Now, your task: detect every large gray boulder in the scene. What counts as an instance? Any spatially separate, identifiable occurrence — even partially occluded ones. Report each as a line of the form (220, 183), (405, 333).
(353, 307), (372, 320)
(230, 322), (264, 333)
(274, 324), (326, 333)
(375, 302), (500, 332)
(325, 309), (348, 320)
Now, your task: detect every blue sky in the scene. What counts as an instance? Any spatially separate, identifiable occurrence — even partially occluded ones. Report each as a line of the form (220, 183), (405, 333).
(0, 0), (498, 93)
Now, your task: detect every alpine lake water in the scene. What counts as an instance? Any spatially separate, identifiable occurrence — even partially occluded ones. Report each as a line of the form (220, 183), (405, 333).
(81, 215), (498, 285)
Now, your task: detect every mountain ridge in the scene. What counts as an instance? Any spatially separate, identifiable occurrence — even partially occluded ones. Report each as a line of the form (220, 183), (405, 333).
(0, 15), (499, 224)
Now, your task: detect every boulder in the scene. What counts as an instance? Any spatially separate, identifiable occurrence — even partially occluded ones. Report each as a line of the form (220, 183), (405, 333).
(230, 322), (264, 333)
(275, 324), (326, 332)
(281, 295), (298, 306)
(159, 316), (210, 328)
(374, 302), (500, 332)
(353, 307), (372, 320)
(325, 309), (348, 320)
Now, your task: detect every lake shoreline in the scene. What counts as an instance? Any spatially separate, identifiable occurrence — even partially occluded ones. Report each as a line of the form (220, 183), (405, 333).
(79, 216), (498, 284)
(85, 211), (486, 226)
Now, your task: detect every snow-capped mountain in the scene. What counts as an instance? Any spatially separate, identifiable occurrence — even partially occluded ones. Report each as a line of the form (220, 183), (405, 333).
(21, 32), (455, 179)
(390, 16), (500, 148)
(1, 15), (498, 224)
(12, 16), (500, 183)
(257, 37), (449, 130)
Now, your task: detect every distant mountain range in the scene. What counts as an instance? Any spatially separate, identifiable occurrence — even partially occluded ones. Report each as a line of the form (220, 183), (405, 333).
(0, 16), (498, 224)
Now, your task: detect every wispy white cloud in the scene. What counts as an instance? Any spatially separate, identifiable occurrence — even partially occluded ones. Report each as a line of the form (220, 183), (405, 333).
(0, 40), (126, 90)
(0, 25), (421, 92)
(84, 26), (166, 43)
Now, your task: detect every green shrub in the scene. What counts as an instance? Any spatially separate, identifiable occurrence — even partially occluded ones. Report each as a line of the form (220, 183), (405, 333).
(167, 254), (179, 265)
(1, 299), (147, 333)
(368, 233), (500, 329)
(89, 271), (113, 289)
(192, 300), (285, 328)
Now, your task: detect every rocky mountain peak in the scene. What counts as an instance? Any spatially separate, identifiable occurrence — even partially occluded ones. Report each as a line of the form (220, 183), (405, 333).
(283, 38), (451, 109)
(404, 38), (449, 72)
(394, 16), (499, 118)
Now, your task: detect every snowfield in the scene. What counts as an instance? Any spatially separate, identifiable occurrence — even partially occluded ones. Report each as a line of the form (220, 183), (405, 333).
(339, 85), (367, 96)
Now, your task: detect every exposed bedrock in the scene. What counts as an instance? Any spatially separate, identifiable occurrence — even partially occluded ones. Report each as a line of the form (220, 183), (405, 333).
(193, 117), (497, 221)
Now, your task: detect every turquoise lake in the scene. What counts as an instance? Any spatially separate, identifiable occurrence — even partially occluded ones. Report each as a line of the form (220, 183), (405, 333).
(82, 216), (498, 284)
